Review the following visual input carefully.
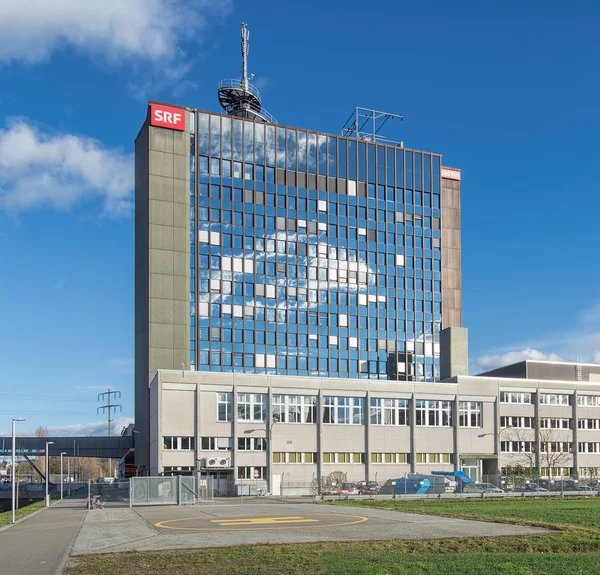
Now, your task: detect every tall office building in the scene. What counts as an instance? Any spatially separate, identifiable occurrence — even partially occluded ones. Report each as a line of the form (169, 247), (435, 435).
(135, 24), (462, 470)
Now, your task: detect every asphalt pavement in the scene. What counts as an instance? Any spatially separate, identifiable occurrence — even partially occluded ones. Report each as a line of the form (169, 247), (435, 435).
(70, 500), (549, 555)
(0, 494), (87, 575)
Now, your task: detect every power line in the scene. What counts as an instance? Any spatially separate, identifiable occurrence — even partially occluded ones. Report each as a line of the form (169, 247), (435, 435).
(97, 389), (122, 479)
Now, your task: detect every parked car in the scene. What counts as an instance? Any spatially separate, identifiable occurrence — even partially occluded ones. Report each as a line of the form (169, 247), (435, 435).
(355, 481), (380, 495)
(516, 485), (549, 493)
(340, 482), (357, 495)
(466, 482), (504, 494)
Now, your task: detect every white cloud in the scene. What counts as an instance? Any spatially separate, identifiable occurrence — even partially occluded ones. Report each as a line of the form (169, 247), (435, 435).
(47, 416), (133, 437)
(474, 302), (600, 372)
(0, 0), (231, 65)
(0, 121), (132, 216)
(476, 349), (565, 372)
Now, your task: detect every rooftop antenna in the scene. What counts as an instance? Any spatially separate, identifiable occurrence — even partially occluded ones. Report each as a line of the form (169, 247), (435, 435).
(218, 22), (276, 124)
(340, 107), (404, 146)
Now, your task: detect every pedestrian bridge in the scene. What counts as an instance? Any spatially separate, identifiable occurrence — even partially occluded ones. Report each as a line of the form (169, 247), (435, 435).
(0, 436), (134, 459)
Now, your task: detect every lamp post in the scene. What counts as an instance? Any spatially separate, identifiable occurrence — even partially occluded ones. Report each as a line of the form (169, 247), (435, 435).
(11, 418), (25, 524)
(60, 452), (67, 500)
(45, 441), (54, 507)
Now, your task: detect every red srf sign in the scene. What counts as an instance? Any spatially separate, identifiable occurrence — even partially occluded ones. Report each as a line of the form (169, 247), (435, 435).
(149, 104), (185, 131)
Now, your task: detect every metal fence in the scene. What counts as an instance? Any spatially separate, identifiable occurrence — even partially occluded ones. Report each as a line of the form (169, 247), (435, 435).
(312, 470), (599, 501)
(129, 476), (196, 507)
(88, 480), (131, 509)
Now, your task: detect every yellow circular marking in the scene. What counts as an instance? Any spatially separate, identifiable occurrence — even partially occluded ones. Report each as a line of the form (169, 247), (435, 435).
(154, 513), (368, 532)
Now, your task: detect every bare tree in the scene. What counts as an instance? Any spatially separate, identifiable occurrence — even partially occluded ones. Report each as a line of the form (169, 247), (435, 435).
(538, 427), (573, 477)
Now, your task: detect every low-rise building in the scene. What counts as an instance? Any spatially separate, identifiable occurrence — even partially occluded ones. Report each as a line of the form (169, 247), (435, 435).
(148, 359), (600, 495)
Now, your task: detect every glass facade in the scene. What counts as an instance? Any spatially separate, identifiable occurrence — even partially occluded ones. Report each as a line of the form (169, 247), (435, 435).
(191, 111), (442, 381)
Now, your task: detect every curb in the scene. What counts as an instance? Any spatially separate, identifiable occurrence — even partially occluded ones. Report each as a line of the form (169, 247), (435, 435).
(55, 506), (88, 575)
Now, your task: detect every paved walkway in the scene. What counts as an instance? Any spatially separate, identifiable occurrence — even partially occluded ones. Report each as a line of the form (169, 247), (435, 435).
(71, 501), (550, 555)
(0, 495), (87, 575)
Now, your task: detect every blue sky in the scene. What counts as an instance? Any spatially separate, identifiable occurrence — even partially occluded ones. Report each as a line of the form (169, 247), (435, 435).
(1, 0), (599, 436)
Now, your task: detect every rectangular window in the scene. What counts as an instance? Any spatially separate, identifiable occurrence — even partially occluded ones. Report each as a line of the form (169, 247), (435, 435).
(415, 400), (452, 427)
(323, 396), (364, 425)
(578, 442), (600, 453)
(201, 437), (232, 450)
(322, 452), (364, 464)
(164, 436), (195, 450)
(540, 418), (571, 429)
(459, 401), (482, 427)
(415, 453), (453, 464)
(237, 466), (266, 479)
(238, 437), (267, 451)
(370, 453), (409, 464)
(500, 392), (533, 404)
(500, 416), (534, 429)
(237, 393), (267, 422)
(272, 395), (317, 424)
(578, 395), (600, 407)
(217, 392), (232, 422)
(501, 441), (534, 453)
(370, 398), (409, 425)
(180, 437), (195, 450)
(540, 394), (571, 405)
(578, 419), (600, 430)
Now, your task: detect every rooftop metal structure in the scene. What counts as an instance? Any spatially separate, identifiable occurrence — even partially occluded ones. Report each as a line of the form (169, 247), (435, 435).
(341, 107), (404, 146)
(218, 23), (276, 124)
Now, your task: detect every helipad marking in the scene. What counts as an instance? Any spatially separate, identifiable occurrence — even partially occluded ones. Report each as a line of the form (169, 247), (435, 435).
(211, 516), (319, 526)
(154, 513), (369, 531)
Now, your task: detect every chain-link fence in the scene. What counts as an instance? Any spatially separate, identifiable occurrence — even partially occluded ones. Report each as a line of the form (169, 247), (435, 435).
(313, 470), (599, 501)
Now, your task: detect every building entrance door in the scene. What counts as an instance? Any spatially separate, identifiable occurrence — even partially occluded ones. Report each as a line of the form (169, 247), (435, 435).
(461, 458), (482, 483)
(271, 474), (281, 496)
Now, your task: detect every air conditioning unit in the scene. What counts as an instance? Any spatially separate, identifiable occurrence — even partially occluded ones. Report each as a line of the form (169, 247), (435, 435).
(205, 457), (230, 468)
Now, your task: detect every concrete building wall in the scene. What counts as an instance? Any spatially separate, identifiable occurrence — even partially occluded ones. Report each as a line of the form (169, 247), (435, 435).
(135, 104), (191, 471)
(134, 122), (150, 469)
(441, 168), (462, 329)
(440, 326), (469, 379)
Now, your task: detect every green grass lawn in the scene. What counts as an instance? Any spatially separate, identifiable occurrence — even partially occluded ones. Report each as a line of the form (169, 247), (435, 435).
(333, 496), (600, 530)
(0, 499), (46, 528)
(64, 497), (600, 575)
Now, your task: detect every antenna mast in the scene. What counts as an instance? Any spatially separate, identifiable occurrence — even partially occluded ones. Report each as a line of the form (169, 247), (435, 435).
(241, 22), (250, 92)
(218, 22), (276, 124)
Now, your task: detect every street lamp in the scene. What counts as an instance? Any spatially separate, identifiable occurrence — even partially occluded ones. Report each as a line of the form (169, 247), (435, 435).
(45, 441), (54, 507)
(11, 418), (25, 524)
(60, 452), (67, 500)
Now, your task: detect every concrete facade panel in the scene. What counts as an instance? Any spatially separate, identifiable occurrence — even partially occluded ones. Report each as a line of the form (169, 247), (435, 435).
(149, 150), (174, 178)
(150, 129), (174, 154)
(149, 175), (174, 202)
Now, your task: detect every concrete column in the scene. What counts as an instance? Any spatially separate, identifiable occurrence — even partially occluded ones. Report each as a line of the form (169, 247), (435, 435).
(440, 327), (468, 380)
(232, 384), (238, 491)
(453, 397), (460, 471)
(572, 390), (579, 479)
(317, 389), (323, 491)
(534, 390), (541, 474)
(267, 385), (273, 494)
(365, 391), (371, 480)
(410, 393), (417, 473)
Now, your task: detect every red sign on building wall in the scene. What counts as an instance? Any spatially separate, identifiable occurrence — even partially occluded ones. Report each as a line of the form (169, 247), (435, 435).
(149, 104), (185, 131)
(441, 168), (461, 181)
